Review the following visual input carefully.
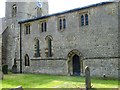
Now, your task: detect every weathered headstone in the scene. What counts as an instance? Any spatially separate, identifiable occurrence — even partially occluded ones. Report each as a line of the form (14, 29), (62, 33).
(12, 59), (17, 74)
(9, 86), (24, 90)
(12, 65), (17, 74)
(0, 71), (3, 80)
(85, 66), (91, 90)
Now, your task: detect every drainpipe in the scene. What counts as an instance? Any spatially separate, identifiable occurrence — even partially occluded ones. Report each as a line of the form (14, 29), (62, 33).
(19, 23), (22, 73)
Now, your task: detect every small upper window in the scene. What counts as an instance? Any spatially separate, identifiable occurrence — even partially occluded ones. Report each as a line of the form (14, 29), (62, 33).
(41, 22), (44, 32)
(85, 14), (89, 25)
(80, 13), (89, 26)
(59, 19), (62, 30)
(25, 24), (30, 35)
(40, 21), (47, 32)
(44, 22), (47, 32)
(81, 15), (84, 26)
(63, 18), (66, 29)
(12, 4), (17, 17)
(58, 17), (66, 31)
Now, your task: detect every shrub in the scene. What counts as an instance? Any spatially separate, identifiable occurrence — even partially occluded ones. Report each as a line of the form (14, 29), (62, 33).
(2, 65), (8, 74)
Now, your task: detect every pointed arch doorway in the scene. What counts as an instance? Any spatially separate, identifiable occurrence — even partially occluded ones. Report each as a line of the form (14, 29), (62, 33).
(67, 49), (83, 76)
(72, 55), (80, 76)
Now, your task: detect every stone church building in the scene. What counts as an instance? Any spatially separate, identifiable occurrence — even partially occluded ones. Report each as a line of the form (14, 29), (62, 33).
(0, 0), (119, 78)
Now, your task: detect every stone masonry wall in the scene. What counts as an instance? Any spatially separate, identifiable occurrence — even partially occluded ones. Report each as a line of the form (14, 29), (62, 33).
(4, 1), (48, 70)
(84, 58), (118, 78)
(21, 2), (118, 77)
(23, 60), (68, 75)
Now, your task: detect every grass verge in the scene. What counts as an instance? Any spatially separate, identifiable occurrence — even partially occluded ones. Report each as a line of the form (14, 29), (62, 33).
(1, 73), (118, 89)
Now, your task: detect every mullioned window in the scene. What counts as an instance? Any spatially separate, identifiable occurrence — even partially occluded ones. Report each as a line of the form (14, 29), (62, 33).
(58, 17), (66, 31)
(80, 13), (89, 26)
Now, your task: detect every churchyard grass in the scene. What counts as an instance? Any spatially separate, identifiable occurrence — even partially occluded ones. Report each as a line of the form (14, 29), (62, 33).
(2, 73), (118, 88)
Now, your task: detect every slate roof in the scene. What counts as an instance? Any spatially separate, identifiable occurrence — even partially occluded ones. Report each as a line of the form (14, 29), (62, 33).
(18, 1), (114, 24)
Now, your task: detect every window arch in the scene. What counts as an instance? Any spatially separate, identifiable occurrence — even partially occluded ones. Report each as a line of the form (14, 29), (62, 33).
(63, 18), (66, 29)
(81, 15), (84, 26)
(59, 19), (62, 30)
(85, 14), (88, 25)
(45, 36), (53, 57)
(12, 4), (17, 17)
(41, 22), (44, 32)
(44, 22), (47, 32)
(25, 54), (30, 66)
(34, 39), (40, 57)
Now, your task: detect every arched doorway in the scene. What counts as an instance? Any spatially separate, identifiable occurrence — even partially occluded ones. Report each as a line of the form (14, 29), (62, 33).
(67, 49), (83, 76)
(72, 55), (80, 76)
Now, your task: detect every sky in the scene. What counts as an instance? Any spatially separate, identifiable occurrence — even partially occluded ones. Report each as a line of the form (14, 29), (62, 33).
(0, 0), (110, 18)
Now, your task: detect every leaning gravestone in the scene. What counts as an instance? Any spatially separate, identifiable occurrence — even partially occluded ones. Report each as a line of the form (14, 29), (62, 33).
(0, 71), (3, 80)
(9, 86), (24, 90)
(12, 59), (17, 73)
(85, 66), (91, 90)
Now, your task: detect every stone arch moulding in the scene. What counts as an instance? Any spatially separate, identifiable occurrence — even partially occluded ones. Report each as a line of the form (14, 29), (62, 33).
(45, 35), (53, 40)
(67, 49), (84, 76)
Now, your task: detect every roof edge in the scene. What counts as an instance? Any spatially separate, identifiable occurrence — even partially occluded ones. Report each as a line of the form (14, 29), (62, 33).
(18, 1), (114, 24)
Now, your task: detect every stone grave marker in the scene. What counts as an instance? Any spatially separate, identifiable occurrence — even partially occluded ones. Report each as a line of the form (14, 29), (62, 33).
(0, 71), (3, 80)
(85, 66), (91, 89)
(9, 86), (24, 90)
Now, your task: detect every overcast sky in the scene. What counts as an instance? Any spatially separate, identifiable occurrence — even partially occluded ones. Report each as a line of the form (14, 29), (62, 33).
(0, 0), (110, 18)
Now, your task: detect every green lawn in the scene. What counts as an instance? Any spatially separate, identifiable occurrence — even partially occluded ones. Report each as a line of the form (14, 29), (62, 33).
(1, 73), (118, 89)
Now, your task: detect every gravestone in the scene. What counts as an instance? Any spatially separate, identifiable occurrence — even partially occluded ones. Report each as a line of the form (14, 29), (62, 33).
(12, 59), (17, 73)
(0, 71), (3, 80)
(85, 66), (91, 89)
(12, 65), (17, 73)
(9, 86), (24, 90)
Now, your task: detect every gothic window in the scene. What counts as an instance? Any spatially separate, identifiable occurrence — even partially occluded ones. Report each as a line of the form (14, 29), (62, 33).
(40, 21), (47, 32)
(59, 19), (62, 30)
(34, 39), (40, 57)
(58, 17), (66, 31)
(63, 18), (66, 29)
(25, 24), (30, 34)
(41, 22), (44, 32)
(48, 38), (52, 57)
(12, 4), (17, 17)
(85, 14), (89, 25)
(80, 13), (89, 26)
(81, 15), (84, 26)
(44, 22), (47, 32)
(45, 36), (53, 57)
(25, 54), (30, 66)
